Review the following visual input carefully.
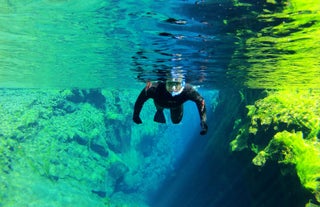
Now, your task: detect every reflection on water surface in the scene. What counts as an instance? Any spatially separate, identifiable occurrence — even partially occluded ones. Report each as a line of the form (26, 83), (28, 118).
(0, 0), (319, 89)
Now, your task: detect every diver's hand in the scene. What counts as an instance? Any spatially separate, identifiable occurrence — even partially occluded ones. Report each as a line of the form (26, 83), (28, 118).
(200, 121), (208, 135)
(133, 116), (142, 124)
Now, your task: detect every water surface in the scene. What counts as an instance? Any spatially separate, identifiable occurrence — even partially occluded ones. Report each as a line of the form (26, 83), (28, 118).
(2, 0), (318, 89)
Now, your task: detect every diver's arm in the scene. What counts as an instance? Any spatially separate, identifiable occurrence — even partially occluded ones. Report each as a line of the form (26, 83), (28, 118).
(185, 85), (208, 135)
(198, 100), (208, 135)
(133, 89), (148, 124)
(133, 84), (155, 124)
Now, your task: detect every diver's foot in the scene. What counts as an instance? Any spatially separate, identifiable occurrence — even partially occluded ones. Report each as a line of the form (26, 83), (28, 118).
(154, 110), (166, 123)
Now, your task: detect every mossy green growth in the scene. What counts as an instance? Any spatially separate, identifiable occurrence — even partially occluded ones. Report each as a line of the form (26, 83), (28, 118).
(231, 89), (320, 203)
(230, 123), (250, 152)
(254, 131), (320, 202)
(248, 90), (320, 139)
(231, 89), (320, 151)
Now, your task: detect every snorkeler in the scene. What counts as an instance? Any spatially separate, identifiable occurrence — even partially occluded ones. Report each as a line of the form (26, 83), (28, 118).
(133, 78), (208, 135)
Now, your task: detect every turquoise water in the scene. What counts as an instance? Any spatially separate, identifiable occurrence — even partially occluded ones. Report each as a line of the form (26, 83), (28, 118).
(1, 0), (148, 88)
(1, 0), (320, 207)
(1, 1), (319, 89)
(1, 0), (228, 88)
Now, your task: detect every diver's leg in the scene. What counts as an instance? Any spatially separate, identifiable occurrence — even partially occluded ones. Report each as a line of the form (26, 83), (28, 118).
(170, 105), (183, 124)
(153, 102), (166, 123)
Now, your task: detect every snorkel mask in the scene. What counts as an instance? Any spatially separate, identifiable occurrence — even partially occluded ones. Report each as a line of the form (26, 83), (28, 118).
(166, 78), (185, 96)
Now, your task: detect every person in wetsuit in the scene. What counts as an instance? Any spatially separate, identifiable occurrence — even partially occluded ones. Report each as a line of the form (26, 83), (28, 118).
(133, 78), (208, 135)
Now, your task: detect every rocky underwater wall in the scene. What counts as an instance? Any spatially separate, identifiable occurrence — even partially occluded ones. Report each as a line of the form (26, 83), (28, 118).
(230, 89), (320, 207)
(1, 88), (319, 207)
(0, 88), (183, 206)
(153, 89), (319, 207)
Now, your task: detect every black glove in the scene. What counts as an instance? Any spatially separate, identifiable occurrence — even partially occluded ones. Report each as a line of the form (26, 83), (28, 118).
(133, 115), (142, 124)
(200, 121), (208, 135)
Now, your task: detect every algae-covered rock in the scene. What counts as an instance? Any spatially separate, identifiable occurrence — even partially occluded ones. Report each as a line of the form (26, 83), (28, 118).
(277, 132), (319, 189)
(0, 88), (175, 207)
(252, 150), (268, 167)
(230, 122), (250, 152)
(255, 131), (320, 202)
(248, 90), (320, 139)
(230, 89), (320, 204)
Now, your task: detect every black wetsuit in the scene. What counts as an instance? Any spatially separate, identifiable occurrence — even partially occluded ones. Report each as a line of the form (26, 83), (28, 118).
(133, 82), (208, 135)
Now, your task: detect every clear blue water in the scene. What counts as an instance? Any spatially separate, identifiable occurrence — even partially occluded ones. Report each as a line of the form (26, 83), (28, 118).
(1, 0), (319, 207)
(1, 0), (226, 88)
(1, 1), (318, 89)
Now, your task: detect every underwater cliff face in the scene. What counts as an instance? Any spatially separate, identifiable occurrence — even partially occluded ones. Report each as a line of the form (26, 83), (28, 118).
(154, 89), (319, 207)
(231, 90), (320, 205)
(0, 88), (217, 206)
(1, 88), (318, 207)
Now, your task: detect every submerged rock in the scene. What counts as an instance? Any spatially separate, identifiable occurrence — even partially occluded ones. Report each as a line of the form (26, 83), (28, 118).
(230, 89), (320, 204)
(109, 161), (129, 181)
(66, 89), (106, 110)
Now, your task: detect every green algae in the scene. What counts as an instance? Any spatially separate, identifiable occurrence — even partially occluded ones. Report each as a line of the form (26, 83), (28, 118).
(248, 90), (320, 139)
(252, 130), (320, 203)
(256, 131), (320, 193)
(230, 89), (320, 204)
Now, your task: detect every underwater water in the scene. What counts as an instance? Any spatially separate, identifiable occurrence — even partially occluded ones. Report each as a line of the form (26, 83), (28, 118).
(0, 0), (320, 207)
